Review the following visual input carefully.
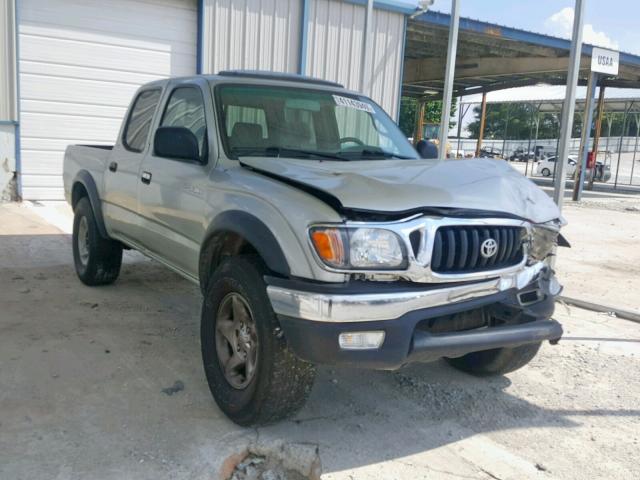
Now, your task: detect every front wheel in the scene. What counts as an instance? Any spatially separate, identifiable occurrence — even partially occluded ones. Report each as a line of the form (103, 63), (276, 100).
(72, 197), (122, 286)
(541, 167), (551, 177)
(446, 342), (542, 376)
(201, 255), (316, 426)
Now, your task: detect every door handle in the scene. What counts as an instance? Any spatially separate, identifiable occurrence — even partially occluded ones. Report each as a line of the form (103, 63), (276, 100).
(108, 161), (118, 172)
(141, 171), (152, 184)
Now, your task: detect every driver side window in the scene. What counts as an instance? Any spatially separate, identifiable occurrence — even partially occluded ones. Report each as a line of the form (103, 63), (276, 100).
(334, 106), (396, 152)
(161, 87), (207, 158)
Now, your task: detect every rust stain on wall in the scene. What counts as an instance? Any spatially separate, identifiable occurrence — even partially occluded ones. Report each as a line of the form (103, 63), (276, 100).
(484, 27), (503, 37)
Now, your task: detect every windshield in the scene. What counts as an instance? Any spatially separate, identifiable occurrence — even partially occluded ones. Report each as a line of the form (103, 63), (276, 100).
(215, 84), (418, 161)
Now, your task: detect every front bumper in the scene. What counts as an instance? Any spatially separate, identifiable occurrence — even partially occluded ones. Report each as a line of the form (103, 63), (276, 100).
(267, 263), (563, 369)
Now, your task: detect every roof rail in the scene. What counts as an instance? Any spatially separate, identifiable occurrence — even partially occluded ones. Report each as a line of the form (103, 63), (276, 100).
(217, 70), (344, 88)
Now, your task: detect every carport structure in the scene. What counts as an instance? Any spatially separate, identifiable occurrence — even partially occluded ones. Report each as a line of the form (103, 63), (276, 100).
(402, 10), (640, 98)
(403, 9), (640, 193)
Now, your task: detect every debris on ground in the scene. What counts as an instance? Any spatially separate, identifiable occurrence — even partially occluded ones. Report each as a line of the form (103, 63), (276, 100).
(223, 440), (321, 480)
(161, 380), (185, 396)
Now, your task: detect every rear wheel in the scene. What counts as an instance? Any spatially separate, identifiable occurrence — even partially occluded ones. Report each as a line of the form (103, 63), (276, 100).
(72, 197), (122, 286)
(201, 255), (315, 426)
(446, 342), (542, 376)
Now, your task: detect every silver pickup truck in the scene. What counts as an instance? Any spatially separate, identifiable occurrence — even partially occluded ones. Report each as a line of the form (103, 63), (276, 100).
(63, 71), (565, 426)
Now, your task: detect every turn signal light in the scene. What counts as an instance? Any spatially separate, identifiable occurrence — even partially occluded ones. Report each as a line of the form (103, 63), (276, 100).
(310, 228), (346, 267)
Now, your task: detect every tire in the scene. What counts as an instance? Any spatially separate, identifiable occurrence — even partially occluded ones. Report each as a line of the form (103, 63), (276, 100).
(541, 168), (551, 177)
(72, 197), (123, 286)
(201, 255), (316, 426)
(446, 342), (542, 376)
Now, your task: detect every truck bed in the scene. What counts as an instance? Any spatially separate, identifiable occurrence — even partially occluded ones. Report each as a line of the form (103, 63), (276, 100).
(62, 144), (114, 204)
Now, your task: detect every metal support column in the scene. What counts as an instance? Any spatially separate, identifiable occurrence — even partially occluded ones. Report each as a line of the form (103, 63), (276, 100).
(475, 91), (487, 157)
(525, 103), (535, 176)
(456, 101), (471, 157)
(630, 114), (639, 185)
(573, 71), (598, 201)
(587, 85), (606, 190)
(456, 97), (463, 156)
(614, 102), (632, 189)
(533, 110), (541, 157)
(502, 104), (511, 158)
(553, 0), (585, 210)
(413, 98), (426, 144)
(437, 0), (460, 160)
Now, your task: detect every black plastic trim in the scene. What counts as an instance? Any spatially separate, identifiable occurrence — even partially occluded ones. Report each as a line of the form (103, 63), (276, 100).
(409, 319), (563, 363)
(217, 70), (344, 88)
(72, 170), (108, 239)
(276, 280), (559, 369)
(201, 210), (291, 280)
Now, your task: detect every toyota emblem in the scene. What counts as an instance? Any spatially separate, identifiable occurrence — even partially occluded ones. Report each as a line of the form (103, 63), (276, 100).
(480, 238), (498, 258)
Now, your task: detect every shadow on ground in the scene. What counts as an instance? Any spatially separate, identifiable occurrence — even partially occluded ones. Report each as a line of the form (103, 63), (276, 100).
(1, 233), (639, 479)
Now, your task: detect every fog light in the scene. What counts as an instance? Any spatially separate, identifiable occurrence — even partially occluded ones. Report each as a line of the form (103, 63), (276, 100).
(338, 331), (385, 350)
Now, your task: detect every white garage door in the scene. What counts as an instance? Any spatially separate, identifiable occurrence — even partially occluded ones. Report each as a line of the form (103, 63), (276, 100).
(18, 0), (197, 200)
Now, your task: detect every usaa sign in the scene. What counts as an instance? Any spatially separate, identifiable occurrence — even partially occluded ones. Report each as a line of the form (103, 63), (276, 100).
(591, 47), (619, 75)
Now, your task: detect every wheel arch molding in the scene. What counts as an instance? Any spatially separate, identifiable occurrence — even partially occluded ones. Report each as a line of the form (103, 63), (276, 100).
(71, 170), (108, 239)
(199, 210), (291, 291)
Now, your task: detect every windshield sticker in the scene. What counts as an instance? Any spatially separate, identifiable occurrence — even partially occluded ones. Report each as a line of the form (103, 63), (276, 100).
(333, 95), (375, 113)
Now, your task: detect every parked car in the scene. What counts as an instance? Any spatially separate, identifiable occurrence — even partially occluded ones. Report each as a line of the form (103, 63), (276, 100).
(510, 148), (535, 162)
(63, 71), (565, 426)
(536, 156), (577, 177)
(479, 146), (502, 158)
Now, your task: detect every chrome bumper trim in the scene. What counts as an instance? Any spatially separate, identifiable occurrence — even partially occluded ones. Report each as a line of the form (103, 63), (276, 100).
(267, 263), (547, 323)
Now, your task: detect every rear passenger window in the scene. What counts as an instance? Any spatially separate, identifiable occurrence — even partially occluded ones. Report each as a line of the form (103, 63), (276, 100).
(161, 87), (207, 157)
(123, 89), (161, 152)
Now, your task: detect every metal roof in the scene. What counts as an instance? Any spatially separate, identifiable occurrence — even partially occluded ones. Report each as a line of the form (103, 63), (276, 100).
(403, 10), (640, 98)
(346, 0), (419, 15)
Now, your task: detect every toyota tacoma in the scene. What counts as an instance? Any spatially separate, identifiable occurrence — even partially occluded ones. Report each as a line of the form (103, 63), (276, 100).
(63, 71), (565, 426)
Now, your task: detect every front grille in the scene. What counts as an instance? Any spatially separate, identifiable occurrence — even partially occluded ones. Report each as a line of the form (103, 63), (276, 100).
(430, 225), (525, 274)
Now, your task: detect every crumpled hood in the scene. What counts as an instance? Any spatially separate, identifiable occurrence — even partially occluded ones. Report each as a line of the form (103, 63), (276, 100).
(240, 157), (561, 224)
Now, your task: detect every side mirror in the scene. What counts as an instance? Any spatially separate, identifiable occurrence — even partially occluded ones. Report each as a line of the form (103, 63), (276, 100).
(415, 139), (438, 159)
(154, 126), (201, 162)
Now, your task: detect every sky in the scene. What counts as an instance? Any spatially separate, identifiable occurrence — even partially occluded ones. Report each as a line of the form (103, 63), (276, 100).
(431, 0), (640, 55)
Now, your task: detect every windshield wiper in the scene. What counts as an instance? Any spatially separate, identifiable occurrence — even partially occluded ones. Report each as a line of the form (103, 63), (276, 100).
(234, 146), (349, 161)
(360, 148), (414, 159)
(338, 148), (414, 160)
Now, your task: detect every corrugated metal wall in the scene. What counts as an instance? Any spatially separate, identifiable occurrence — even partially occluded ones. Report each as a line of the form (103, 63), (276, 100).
(305, 0), (405, 118)
(0, 0), (17, 121)
(202, 0), (301, 74)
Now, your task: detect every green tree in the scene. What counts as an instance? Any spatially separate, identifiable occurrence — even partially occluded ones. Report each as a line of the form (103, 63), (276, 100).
(464, 102), (628, 143)
(398, 97), (458, 137)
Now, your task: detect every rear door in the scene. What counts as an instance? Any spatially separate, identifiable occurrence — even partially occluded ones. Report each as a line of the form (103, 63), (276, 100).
(137, 80), (213, 278)
(103, 87), (162, 242)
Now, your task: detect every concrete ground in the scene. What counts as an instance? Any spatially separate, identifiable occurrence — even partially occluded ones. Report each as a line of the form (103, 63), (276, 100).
(1, 202), (639, 480)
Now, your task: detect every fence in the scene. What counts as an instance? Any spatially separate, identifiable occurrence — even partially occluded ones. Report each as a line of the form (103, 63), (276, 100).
(448, 136), (640, 188)
(452, 136), (640, 156)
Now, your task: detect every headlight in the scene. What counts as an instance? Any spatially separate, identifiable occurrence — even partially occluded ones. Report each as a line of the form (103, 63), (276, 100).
(529, 226), (559, 262)
(309, 226), (407, 270)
